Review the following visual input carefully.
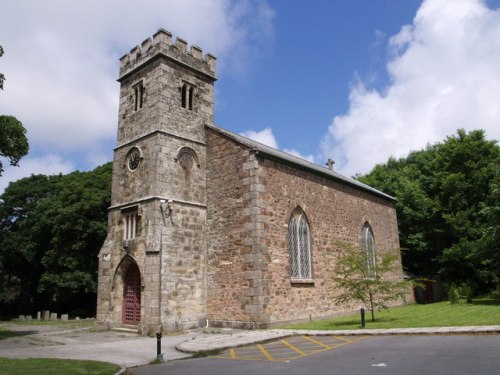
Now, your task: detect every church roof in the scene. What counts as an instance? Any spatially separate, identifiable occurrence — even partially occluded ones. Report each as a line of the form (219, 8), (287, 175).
(206, 124), (396, 202)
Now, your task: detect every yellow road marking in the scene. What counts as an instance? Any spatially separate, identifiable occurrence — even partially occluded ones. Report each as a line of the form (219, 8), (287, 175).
(257, 344), (274, 361)
(218, 336), (370, 362)
(302, 335), (333, 349)
(333, 336), (353, 342)
(280, 339), (307, 356)
(329, 336), (368, 349)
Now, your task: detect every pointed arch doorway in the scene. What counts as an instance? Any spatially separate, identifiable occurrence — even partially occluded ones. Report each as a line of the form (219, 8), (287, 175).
(122, 262), (141, 325)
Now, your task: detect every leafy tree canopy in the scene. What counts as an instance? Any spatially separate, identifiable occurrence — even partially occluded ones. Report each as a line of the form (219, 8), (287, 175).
(0, 45), (4, 90)
(0, 45), (30, 175)
(357, 129), (499, 292)
(0, 162), (112, 316)
(0, 116), (29, 175)
(333, 241), (410, 322)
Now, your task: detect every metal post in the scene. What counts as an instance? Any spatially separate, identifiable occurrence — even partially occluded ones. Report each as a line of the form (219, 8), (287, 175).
(360, 308), (366, 328)
(156, 332), (162, 361)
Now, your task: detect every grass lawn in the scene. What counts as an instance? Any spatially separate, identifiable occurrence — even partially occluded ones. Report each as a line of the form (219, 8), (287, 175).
(0, 357), (120, 375)
(282, 297), (500, 330)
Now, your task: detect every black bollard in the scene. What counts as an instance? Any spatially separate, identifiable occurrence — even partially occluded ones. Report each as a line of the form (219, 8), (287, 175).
(360, 308), (366, 328)
(156, 332), (162, 361)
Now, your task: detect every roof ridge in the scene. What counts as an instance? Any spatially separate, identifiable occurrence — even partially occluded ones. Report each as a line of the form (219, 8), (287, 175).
(205, 124), (395, 202)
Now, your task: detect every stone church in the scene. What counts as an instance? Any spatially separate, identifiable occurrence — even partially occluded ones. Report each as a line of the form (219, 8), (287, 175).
(96, 29), (405, 334)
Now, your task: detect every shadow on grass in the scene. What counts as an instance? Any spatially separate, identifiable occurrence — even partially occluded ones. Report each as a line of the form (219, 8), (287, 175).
(316, 319), (360, 329)
(304, 316), (399, 330)
(471, 298), (500, 306)
(0, 330), (38, 340)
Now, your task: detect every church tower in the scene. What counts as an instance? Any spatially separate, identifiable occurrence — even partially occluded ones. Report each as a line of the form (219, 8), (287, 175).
(96, 29), (216, 333)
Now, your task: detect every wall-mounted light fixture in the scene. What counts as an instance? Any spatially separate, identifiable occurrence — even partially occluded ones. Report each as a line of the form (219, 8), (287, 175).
(160, 199), (173, 219)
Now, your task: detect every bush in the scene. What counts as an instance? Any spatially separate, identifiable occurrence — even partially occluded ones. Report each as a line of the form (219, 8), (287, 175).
(448, 284), (460, 304)
(460, 283), (473, 303)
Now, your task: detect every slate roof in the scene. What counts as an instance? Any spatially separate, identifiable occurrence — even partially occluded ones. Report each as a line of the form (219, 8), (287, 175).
(206, 124), (396, 202)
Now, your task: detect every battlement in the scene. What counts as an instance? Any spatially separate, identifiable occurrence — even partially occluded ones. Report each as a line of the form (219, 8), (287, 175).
(119, 29), (217, 80)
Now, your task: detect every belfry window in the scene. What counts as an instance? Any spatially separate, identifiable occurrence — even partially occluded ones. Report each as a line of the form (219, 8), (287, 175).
(123, 210), (138, 240)
(361, 223), (376, 278)
(133, 81), (144, 111)
(181, 83), (194, 110)
(288, 208), (312, 279)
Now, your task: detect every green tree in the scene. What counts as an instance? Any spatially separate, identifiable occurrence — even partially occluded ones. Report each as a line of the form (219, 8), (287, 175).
(0, 116), (29, 175)
(0, 163), (112, 316)
(37, 164), (111, 311)
(358, 129), (499, 292)
(0, 45), (5, 90)
(0, 174), (55, 310)
(0, 45), (29, 175)
(333, 242), (410, 322)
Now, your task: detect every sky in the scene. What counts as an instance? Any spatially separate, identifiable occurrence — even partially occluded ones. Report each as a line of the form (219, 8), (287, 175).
(1, 0), (500, 193)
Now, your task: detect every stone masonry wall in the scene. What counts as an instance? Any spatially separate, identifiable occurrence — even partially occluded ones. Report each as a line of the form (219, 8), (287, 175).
(259, 158), (405, 325)
(206, 128), (272, 328)
(205, 128), (405, 328)
(97, 30), (214, 333)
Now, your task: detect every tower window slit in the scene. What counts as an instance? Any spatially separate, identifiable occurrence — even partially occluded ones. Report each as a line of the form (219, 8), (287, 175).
(181, 83), (194, 110)
(133, 81), (144, 111)
(188, 86), (194, 110)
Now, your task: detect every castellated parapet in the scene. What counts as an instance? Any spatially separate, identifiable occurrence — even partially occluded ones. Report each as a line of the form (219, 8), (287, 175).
(119, 28), (217, 80)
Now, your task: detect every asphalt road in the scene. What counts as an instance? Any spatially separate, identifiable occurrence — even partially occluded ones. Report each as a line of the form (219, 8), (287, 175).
(128, 335), (500, 375)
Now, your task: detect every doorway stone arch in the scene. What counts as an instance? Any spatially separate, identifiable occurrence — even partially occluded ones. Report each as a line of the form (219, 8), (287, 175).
(122, 262), (141, 325)
(112, 256), (143, 326)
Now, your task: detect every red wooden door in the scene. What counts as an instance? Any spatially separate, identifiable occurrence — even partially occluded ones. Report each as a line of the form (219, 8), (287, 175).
(122, 263), (141, 325)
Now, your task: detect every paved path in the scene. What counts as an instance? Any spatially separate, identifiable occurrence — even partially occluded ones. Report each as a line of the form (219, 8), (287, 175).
(0, 324), (208, 367)
(0, 323), (499, 371)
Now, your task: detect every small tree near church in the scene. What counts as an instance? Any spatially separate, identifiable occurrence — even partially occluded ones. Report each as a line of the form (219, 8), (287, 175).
(333, 241), (411, 322)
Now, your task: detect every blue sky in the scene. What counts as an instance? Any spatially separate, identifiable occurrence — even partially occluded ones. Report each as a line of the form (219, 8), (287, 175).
(217, 0), (422, 158)
(1, 0), (500, 192)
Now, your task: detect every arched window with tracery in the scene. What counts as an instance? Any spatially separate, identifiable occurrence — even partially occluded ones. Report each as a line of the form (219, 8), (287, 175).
(288, 208), (312, 279)
(361, 223), (376, 278)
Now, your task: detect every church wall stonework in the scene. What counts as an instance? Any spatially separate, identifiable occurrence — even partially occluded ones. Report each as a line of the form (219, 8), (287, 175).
(98, 29), (408, 334)
(206, 131), (258, 327)
(259, 158), (404, 325)
(206, 128), (406, 328)
(97, 29), (215, 334)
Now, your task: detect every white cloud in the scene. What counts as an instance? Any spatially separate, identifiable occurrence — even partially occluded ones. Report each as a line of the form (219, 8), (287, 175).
(0, 0), (274, 189)
(0, 155), (75, 193)
(322, 0), (500, 177)
(241, 127), (315, 162)
(240, 128), (278, 148)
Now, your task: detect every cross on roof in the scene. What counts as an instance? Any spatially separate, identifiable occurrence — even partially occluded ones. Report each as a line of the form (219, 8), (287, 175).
(325, 158), (335, 170)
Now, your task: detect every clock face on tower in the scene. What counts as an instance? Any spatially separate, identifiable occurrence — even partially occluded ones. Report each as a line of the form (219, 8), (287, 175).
(127, 147), (141, 171)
